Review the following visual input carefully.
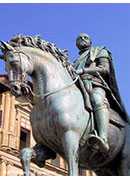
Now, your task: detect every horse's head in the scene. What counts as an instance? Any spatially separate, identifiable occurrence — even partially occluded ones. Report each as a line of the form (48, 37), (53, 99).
(0, 35), (70, 99)
(0, 41), (32, 97)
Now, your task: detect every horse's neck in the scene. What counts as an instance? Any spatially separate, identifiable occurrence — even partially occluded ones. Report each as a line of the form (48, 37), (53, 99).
(32, 54), (72, 98)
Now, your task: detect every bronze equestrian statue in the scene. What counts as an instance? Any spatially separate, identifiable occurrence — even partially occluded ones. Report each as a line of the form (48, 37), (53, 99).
(0, 34), (130, 176)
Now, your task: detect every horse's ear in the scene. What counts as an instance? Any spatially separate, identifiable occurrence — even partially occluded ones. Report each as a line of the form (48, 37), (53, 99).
(0, 41), (5, 52)
(0, 41), (15, 51)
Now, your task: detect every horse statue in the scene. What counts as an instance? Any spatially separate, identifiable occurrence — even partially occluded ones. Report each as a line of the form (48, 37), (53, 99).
(0, 35), (130, 176)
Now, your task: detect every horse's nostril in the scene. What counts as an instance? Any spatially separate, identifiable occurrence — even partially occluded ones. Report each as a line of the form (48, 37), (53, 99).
(10, 84), (22, 97)
(13, 85), (19, 91)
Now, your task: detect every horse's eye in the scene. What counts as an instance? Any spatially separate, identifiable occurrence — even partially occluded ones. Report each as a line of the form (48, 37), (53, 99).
(84, 36), (88, 39)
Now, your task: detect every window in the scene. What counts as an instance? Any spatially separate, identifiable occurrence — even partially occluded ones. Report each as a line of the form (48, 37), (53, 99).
(19, 128), (30, 150)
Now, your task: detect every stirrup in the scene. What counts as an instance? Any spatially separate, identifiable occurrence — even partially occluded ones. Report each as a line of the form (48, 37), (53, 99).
(87, 134), (109, 153)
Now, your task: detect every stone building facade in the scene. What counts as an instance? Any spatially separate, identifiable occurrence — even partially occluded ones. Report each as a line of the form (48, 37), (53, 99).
(0, 74), (95, 176)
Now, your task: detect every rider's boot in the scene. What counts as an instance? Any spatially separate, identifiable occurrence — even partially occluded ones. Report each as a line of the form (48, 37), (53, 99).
(87, 105), (109, 153)
(87, 87), (110, 153)
(94, 105), (109, 152)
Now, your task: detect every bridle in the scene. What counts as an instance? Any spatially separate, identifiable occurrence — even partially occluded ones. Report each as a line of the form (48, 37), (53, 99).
(7, 50), (32, 102)
(9, 50), (30, 83)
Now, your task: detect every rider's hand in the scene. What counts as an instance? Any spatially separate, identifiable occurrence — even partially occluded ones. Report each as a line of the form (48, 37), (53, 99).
(75, 68), (84, 75)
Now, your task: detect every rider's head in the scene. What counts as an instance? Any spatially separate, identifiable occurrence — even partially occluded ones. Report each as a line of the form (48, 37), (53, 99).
(76, 33), (92, 52)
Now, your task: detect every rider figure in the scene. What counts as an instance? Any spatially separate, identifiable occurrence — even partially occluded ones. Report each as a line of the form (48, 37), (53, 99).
(72, 33), (128, 153)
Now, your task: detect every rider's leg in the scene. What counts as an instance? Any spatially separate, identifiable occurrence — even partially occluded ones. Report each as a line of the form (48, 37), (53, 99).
(90, 87), (109, 151)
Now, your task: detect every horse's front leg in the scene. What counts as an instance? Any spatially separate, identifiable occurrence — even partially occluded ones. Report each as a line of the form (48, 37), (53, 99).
(62, 130), (80, 176)
(20, 144), (56, 176)
(20, 147), (35, 176)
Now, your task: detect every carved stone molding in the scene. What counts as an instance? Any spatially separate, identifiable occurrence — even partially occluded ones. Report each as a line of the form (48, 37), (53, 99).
(0, 146), (19, 157)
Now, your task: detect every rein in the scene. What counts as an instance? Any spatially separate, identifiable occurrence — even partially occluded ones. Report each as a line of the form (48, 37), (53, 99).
(27, 75), (79, 100)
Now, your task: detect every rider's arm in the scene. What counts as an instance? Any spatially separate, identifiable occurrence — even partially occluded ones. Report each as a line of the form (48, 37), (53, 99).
(77, 49), (111, 75)
(83, 57), (110, 75)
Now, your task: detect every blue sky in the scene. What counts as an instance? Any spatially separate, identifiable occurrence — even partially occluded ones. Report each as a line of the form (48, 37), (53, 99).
(0, 3), (130, 114)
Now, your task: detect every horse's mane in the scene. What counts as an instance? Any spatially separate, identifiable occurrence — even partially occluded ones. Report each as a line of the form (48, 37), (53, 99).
(8, 34), (69, 66)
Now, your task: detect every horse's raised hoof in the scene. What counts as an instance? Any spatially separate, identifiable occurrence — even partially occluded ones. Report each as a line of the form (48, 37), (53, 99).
(87, 135), (109, 153)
